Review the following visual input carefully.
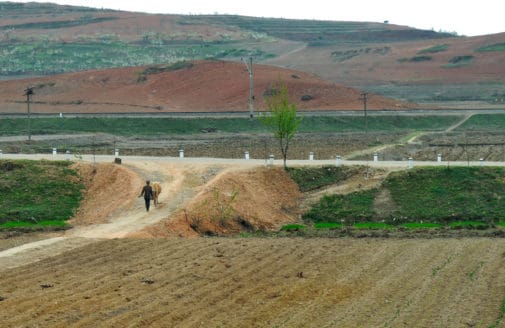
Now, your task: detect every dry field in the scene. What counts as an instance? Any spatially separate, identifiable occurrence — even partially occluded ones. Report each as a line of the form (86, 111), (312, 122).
(0, 237), (504, 328)
(0, 160), (504, 328)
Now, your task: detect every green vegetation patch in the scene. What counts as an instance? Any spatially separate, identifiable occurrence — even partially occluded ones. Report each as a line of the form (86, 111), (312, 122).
(417, 44), (449, 54)
(449, 221), (490, 229)
(0, 220), (68, 230)
(398, 55), (432, 63)
(385, 167), (505, 223)
(354, 222), (394, 230)
(476, 43), (505, 52)
(287, 165), (361, 192)
(300, 166), (505, 226)
(499, 222), (505, 228)
(314, 222), (342, 229)
(0, 160), (84, 226)
(401, 222), (442, 229)
(303, 189), (377, 223)
(0, 41), (274, 76)
(456, 114), (505, 131)
(444, 55), (474, 68)
(0, 115), (462, 137)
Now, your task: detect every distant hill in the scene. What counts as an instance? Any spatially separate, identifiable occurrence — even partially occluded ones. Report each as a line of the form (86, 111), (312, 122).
(0, 60), (417, 113)
(0, 2), (455, 77)
(0, 2), (504, 108)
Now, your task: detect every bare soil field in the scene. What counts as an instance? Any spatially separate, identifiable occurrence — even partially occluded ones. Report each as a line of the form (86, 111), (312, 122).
(0, 159), (504, 327)
(0, 237), (504, 328)
(0, 60), (417, 114)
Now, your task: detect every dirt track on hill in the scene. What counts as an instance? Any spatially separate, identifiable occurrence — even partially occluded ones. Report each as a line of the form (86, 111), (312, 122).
(0, 159), (504, 327)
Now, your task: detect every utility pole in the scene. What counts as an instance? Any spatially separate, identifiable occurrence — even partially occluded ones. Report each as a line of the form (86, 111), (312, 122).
(360, 92), (368, 135)
(360, 92), (369, 179)
(242, 56), (254, 118)
(24, 86), (34, 142)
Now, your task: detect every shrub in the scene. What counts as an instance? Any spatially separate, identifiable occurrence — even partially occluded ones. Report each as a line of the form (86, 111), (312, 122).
(417, 44), (449, 54)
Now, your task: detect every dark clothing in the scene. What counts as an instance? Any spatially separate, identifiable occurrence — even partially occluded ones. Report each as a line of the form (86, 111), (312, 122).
(141, 185), (153, 199)
(140, 185), (153, 211)
(144, 197), (151, 212)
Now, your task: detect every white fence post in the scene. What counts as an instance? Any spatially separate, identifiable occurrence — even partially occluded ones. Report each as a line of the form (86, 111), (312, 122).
(309, 152), (314, 161)
(245, 151), (250, 160)
(65, 150), (71, 161)
(268, 154), (274, 166)
(373, 153), (378, 162)
(114, 148), (119, 158)
(336, 155), (341, 166)
(408, 157), (414, 169)
(179, 149), (184, 159)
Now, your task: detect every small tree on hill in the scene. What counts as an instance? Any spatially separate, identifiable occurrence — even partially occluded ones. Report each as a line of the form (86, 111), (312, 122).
(259, 82), (302, 169)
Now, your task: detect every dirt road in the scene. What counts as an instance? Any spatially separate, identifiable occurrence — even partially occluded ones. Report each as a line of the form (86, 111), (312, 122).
(0, 156), (504, 327)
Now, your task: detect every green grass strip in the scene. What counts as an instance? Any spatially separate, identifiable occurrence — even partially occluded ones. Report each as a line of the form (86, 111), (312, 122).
(0, 220), (68, 229)
(314, 222), (342, 229)
(499, 222), (505, 228)
(354, 222), (394, 230)
(0, 115), (462, 137)
(401, 222), (443, 229)
(449, 221), (489, 229)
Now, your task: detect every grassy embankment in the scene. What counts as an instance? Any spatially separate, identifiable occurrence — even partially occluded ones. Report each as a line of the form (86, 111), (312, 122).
(0, 115), (462, 136)
(287, 165), (505, 231)
(0, 160), (83, 231)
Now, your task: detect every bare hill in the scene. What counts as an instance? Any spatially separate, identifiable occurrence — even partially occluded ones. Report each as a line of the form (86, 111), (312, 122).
(267, 33), (505, 86)
(0, 60), (416, 113)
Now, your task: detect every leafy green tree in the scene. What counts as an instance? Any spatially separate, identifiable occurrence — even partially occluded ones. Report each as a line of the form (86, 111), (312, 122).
(260, 82), (302, 169)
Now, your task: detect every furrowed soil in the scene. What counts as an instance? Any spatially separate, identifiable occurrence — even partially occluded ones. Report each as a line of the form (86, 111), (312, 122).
(0, 238), (504, 328)
(0, 161), (504, 327)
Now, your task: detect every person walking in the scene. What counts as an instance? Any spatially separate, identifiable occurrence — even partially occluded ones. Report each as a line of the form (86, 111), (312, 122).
(139, 180), (154, 211)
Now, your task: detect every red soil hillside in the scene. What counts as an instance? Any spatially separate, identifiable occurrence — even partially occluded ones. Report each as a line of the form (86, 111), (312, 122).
(267, 32), (505, 86)
(0, 60), (417, 114)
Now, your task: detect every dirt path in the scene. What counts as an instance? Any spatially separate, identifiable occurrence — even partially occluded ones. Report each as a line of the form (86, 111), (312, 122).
(0, 160), (226, 271)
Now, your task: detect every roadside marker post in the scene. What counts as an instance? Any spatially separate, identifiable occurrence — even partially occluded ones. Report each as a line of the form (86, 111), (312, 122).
(268, 154), (274, 166)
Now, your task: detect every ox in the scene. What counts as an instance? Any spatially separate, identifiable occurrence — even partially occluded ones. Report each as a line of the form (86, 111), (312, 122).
(151, 182), (162, 207)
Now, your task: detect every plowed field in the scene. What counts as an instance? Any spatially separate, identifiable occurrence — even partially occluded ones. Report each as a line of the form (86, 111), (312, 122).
(0, 238), (504, 327)
(0, 160), (504, 328)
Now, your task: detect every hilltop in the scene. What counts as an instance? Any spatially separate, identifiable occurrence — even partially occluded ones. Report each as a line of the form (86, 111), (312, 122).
(0, 2), (504, 107)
